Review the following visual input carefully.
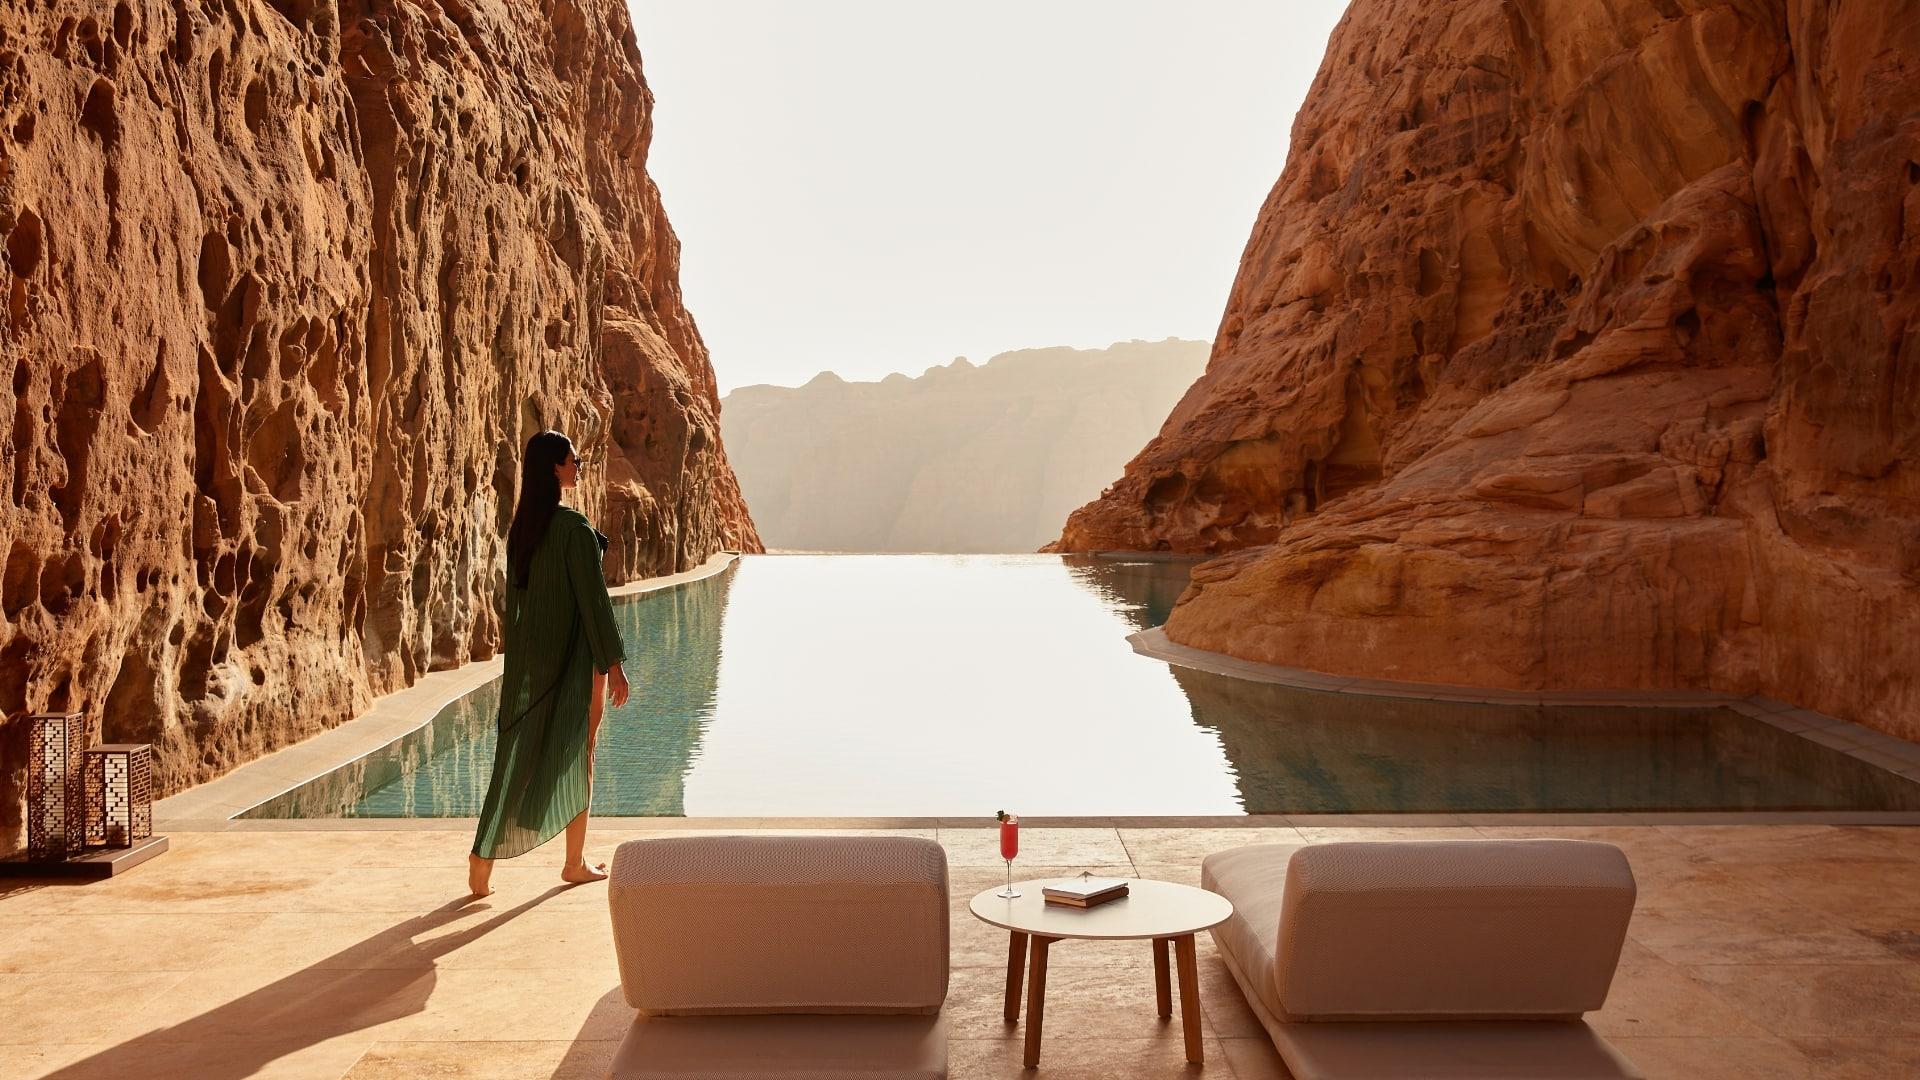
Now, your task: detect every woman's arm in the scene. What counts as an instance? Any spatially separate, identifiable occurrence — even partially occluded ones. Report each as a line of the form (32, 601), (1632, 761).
(565, 517), (628, 682)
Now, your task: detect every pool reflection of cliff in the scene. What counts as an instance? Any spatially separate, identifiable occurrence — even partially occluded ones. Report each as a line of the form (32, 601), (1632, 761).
(1175, 667), (1920, 813)
(1059, 555), (1193, 631)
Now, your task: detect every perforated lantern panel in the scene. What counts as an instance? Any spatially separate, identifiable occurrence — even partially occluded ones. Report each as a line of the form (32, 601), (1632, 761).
(26, 713), (93, 859)
(81, 744), (154, 850)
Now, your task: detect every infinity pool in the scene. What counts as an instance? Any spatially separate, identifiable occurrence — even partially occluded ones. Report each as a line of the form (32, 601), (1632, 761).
(243, 555), (1920, 817)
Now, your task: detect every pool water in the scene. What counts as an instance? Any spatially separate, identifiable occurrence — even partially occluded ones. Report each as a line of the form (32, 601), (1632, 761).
(242, 555), (1920, 818)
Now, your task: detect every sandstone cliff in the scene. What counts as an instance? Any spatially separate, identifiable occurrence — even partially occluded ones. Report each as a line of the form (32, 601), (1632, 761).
(724, 339), (1206, 553)
(1058, 0), (1920, 738)
(0, 0), (759, 852)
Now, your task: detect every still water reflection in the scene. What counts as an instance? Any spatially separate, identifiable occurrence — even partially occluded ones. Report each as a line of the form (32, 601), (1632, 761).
(243, 555), (1920, 818)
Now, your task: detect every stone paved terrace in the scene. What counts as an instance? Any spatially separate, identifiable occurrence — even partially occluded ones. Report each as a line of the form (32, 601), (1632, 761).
(4, 821), (1920, 1079)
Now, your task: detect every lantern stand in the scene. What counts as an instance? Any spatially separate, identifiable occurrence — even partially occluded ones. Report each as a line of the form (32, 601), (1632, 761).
(0, 715), (169, 879)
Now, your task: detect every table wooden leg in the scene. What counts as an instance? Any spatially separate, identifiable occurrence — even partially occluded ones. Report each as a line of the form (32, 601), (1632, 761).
(1152, 937), (1172, 1018)
(1004, 930), (1028, 1022)
(1024, 935), (1053, 1068)
(1174, 933), (1203, 1064)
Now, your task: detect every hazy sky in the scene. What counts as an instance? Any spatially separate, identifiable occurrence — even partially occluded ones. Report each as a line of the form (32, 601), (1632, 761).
(626, 2), (1350, 393)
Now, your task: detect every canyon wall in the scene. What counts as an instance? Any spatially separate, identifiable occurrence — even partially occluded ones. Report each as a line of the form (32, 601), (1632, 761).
(0, 0), (758, 853)
(1057, 0), (1920, 738)
(723, 339), (1206, 553)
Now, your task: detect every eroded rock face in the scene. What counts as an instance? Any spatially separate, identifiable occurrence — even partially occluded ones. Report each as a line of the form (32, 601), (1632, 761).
(1057, 0), (1920, 738)
(0, 0), (758, 852)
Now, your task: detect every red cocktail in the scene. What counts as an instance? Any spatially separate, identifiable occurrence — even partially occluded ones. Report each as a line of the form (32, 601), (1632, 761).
(996, 811), (1020, 898)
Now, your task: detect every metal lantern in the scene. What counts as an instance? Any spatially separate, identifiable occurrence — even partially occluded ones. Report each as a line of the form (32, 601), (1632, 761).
(25, 712), (94, 859)
(80, 744), (154, 850)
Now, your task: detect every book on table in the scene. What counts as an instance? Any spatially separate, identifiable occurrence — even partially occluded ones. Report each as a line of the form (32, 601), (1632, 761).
(1043, 877), (1130, 907)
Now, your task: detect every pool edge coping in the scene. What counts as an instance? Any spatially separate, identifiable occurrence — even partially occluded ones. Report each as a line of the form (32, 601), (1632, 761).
(154, 551), (740, 826)
(1127, 626), (1920, 789)
(153, 811), (1920, 832)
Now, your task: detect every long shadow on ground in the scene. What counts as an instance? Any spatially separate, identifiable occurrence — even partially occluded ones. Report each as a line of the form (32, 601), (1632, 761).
(36, 885), (574, 1079)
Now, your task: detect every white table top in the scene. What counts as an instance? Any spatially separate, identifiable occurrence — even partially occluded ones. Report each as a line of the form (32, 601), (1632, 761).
(967, 878), (1233, 940)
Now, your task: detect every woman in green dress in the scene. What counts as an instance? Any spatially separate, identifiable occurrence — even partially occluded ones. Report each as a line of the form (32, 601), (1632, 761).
(468, 430), (630, 897)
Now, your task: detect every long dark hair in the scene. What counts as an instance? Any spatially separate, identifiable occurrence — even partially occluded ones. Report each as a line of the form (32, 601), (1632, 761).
(506, 430), (574, 588)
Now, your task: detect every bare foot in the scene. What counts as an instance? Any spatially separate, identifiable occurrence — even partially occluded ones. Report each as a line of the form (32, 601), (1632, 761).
(561, 859), (608, 885)
(468, 853), (494, 897)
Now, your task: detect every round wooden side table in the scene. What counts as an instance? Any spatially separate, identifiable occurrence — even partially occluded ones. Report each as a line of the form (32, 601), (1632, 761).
(968, 878), (1234, 1067)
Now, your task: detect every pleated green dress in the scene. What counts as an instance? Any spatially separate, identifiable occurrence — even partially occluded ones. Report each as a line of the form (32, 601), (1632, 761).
(472, 506), (627, 859)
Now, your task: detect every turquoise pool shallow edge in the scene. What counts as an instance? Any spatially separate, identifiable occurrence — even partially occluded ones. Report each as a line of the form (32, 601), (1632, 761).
(155, 552), (741, 829)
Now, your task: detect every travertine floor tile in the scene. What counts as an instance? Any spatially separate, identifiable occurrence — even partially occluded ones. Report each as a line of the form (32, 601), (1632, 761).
(0, 972), (191, 1043)
(1717, 858), (1920, 925)
(1788, 1036), (1920, 1079)
(121, 965), (631, 1045)
(26, 1031), (375, 1080)
(951, 1034), (1227, 1078)
(153, 830), (477, 870)
(1606, 1035), (1822, 1079)
(1, 868), (334, 915)
(1116, 828), (1303, 864)
(1195, 948), (1265, 1039)
(1285, 814), (1469, 827)
(0, 913), (269, 973)
(6, 823), (1917, 1079)
(1617, 848), (1791, 915)
(938, 828), (1131, 867)
(195, 903), (617, 973)
(950, 916), (1157, 971)
(1629, 905), (1906, 966)
(1590, 945), (1765, 1038)
(1660, 825), (1920, 865)
(0, 1044), (97, 1080)
(1475, 825), (1695, 861)
(1132, 863), (1207, 887)
(342, 1039), (619, 1079)
(1687, 964), (1920, 1037)
(1293, 827), (1483, 843)
(945, 964), (1213, 1043)
(268, 867), (595, 914)
(0, 882), (92, 915)
(1218, 1036), (1290, 1079)
(948, 864), (1139, 896)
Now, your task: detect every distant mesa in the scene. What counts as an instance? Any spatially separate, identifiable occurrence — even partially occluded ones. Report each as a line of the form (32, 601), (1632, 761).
(722, 339), (1207, 553)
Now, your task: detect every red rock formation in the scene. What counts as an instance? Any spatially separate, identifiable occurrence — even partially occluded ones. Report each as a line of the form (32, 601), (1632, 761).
(1057, 0), (1920, 738)
(0, 0), (758, 852)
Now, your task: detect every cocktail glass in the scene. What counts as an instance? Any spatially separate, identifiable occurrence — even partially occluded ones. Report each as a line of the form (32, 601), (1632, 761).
(997, 814), (1020, 898)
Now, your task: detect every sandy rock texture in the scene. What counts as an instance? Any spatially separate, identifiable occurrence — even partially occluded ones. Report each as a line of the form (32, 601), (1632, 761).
(1056, 0), (1920, 738)
(724, 339), (1207, 553)
(0, 0), (758, 852)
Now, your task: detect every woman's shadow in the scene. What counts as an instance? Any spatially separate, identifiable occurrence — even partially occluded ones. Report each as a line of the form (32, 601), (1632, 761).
(38, 884), (590, 1079)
